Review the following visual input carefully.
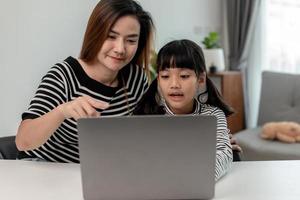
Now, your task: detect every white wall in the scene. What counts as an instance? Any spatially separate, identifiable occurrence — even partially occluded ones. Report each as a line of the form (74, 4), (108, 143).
(138, 0), (223, 50)
(0, 0), (99, 136)
(0, 0), (222, 137)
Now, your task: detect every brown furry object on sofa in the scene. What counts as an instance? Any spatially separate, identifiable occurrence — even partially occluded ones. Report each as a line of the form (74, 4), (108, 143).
(261, 122), (300, 143)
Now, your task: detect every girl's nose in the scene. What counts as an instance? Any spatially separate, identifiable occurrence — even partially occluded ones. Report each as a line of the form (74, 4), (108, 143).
(170, 77), (180, 88)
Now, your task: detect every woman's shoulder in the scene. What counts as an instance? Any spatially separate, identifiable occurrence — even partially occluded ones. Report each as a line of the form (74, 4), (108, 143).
(39, 56), (83, 87)
(46, 56), (76, 74)
(123, 64), (148, 81)
(120, 64), (149, 92)
(61, 56), (81, 71)
(39, 57), (72, 80)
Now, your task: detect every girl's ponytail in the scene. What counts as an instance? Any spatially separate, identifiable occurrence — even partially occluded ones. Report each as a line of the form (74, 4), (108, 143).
(206, 77), (234, 117)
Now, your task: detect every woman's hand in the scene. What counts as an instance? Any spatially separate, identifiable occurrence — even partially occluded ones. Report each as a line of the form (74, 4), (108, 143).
(229, 133), (243, 153)
(57, 95), (109, 120)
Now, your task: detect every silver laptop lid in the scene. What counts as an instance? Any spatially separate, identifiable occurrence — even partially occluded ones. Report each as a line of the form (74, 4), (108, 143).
(78, 115), (216, 200)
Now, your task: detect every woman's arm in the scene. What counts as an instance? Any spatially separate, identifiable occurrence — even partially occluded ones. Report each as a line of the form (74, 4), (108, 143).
(16, 95), (109, 151)
(16, 107), (65, 151)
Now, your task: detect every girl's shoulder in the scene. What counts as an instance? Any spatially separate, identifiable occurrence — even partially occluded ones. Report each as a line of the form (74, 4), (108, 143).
(200, 103), (225, 116)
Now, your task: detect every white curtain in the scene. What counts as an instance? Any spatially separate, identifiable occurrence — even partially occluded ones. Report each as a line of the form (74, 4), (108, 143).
(244, 0), (266, 128)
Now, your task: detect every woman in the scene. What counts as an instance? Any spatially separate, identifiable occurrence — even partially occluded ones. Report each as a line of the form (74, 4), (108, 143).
(16, 0), (154, 163)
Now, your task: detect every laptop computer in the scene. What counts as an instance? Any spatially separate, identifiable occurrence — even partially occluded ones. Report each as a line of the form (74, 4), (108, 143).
(78, 115), (217, 200)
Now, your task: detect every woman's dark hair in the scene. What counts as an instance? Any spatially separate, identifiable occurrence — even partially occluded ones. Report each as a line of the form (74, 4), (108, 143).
(134, 39), (234, 116)
(79, 0), (154, 77)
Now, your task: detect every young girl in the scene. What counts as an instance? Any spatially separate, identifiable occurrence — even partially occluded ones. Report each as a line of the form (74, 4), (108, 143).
(15, 0), (154, 163)
(133, 39), (233, 180)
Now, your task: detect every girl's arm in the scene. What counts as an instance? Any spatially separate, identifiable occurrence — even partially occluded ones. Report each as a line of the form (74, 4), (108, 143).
(212, 108), (233, 181)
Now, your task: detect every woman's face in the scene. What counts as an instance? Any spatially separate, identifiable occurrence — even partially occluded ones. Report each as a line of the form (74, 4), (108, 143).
(158, 67), (200, 114)
(96, 15), (140, 72)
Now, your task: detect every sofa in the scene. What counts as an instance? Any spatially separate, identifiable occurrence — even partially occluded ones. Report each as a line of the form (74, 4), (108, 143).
(0, 136), (18, 159)
(235, 71), (300, 160)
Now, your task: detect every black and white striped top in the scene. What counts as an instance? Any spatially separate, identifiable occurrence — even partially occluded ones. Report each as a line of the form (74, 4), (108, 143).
(164, 101), (233, 181)
(20, 56), (149, 163)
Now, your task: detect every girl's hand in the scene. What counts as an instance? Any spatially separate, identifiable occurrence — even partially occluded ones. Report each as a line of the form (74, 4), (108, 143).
(229, 133), (243, 153)
(57, 96), (109, 120)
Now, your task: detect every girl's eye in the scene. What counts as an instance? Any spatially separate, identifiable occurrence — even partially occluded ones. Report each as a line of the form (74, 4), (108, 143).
(160, 75), (169, 79)
(180, 74), (190, 79)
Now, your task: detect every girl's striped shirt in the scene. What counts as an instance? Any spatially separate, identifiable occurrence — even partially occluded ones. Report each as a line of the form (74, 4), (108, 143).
(164, 101), (233, 181)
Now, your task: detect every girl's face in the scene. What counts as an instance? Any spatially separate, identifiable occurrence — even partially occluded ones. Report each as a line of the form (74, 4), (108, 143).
(158, 67), (203, 114)
(96, 15), (140, 72)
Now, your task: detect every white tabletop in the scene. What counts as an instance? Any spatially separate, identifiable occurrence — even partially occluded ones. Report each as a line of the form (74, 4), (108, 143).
(0, 160), (82, 200)
(215, 160), (300, 200)
(0, 160), (300, 200)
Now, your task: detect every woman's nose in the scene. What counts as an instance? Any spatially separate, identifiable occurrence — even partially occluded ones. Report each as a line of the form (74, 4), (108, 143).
(114, 39), (125, 55)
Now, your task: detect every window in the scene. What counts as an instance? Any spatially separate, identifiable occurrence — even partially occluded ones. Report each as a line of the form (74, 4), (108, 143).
(264, 0), (300, 73)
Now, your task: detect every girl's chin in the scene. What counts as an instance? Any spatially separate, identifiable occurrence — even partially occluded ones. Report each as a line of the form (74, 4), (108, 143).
(166, 100), (194, 114)
(167, 102), (185, 111)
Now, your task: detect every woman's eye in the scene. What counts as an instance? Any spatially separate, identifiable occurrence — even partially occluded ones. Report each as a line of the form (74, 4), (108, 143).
(127, 39), (138, 44)
(107, 35), (116, 39)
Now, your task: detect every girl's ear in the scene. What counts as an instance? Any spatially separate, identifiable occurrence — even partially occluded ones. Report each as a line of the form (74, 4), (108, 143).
(196, 73), (208, 103)
(156, 82), (166, 106)
(198, 73), (206, 86)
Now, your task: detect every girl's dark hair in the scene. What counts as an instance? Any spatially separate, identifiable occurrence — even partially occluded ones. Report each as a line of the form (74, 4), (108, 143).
(133, 78), (165, 115)
(156, 39), (204, 77)
(134, 39), (234, 116)
(79, 0), (154, 77)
